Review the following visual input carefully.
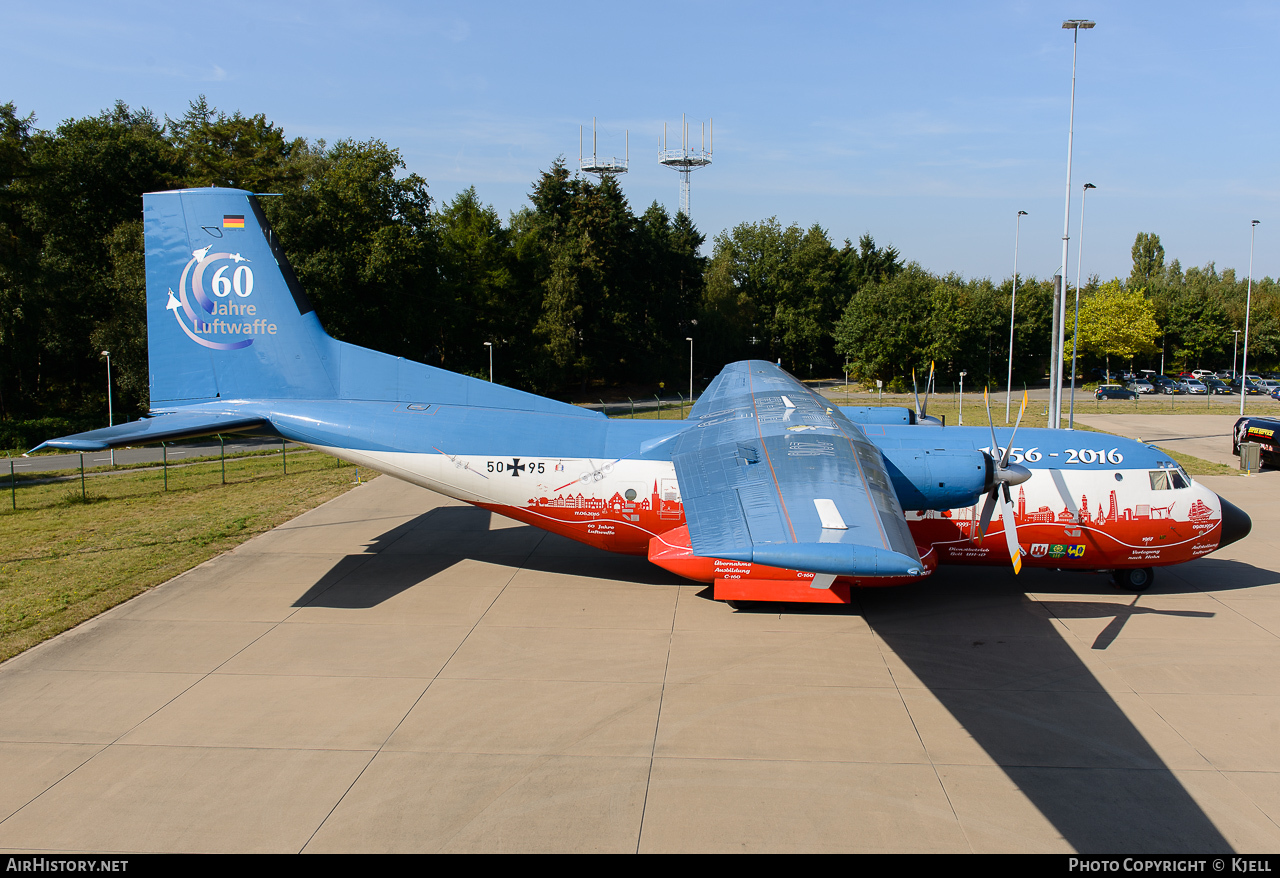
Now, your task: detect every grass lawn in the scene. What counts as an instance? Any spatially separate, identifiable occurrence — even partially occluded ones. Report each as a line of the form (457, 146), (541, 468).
(0, 450), (372, 663)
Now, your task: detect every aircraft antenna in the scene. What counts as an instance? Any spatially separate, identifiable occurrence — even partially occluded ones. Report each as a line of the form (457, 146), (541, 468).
(579, 117), (629, 180)
(659, 114), (713, 218)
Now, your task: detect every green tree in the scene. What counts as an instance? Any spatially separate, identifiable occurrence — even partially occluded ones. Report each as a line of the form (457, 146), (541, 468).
(522, 162), (631, 390)
(434, 186), (521, 378)
(1066, 280), (1160, 376)
(89, 220), (148, 411)
(0, 103), (38, 420)
(167, 96), (301, 192)
(12, 101), (180, 419)
(836, 264), (1018, 391)
(515, 164), (703, 393)
(631, 202), (705, 385)
(1242, 304), (1280, 371)
(703, 218), (842, 376)
(1130, 232), (1165, 289)
(1164, 287), (1232, 370)
(925, 275), (1006, 387)
(834, 263), (935, 386)
(1002, 275), (1054, 387)
(839, 233), (903, 292)
(262, 138), (436, 360)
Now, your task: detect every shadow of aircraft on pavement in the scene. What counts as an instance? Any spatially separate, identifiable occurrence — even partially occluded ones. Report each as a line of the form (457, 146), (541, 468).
(292, 504), (1256, 852)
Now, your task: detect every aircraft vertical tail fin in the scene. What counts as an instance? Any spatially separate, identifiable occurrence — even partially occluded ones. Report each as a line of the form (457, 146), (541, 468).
(145, 187), (338, 406)
(143, 187), (596, 417)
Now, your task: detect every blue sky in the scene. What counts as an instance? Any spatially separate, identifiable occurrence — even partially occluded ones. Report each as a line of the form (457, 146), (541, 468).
(5, 1), (1277, 284)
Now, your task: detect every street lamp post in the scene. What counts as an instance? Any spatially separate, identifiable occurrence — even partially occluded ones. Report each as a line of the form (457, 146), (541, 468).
(959, 371), (967, 425)
(484, 342), (492, 382)
(1054, 19), (1095, 429)
(1240, 220), (1260, 416)
(100, 351), (113, 466)
(1068, 182), (1096, 430)
(1233, 330), (1241, 379)
(686, 337), (693, 405)
(1006, 210), (1027, 424)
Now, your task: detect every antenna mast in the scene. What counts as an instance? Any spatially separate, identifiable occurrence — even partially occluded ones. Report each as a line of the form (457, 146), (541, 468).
(579, 117), (629, 179)
(658, 114), (713, 217)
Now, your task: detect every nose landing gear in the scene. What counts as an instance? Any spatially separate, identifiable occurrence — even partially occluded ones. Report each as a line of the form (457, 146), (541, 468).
(1111, 567), (1154, 592)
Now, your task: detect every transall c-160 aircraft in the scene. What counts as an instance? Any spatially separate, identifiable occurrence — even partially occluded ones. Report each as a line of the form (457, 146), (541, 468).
(37, 188), (1252, 602)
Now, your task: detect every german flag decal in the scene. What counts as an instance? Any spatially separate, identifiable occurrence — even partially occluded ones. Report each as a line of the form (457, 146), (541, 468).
(222, 215), (245, 229)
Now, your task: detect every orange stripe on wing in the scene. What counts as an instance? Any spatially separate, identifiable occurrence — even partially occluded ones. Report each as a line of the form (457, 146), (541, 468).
(749, 366), (798, 543)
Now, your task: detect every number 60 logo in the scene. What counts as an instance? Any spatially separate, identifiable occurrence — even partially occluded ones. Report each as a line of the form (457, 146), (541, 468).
(212, 265), (254, 298)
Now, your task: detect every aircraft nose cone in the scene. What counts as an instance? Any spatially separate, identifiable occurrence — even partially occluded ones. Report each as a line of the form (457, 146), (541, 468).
(1218, 495), (1252, 549)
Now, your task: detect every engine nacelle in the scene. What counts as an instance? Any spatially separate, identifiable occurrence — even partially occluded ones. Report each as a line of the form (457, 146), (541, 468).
(879, 447), (991, 511)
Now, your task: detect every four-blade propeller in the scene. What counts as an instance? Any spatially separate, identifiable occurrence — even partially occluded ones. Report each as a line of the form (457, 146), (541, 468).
(976, 389), (1032, 573)
(911, 362), (942, 425)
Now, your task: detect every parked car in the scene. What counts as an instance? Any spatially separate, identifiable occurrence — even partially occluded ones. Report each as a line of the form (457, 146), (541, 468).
(1096, 384), (1139, 401)
(1191, 369), (1215, 379)
(1177, 378), (1207, 394)
(1231, 378), (1264, 395)
(1152, 376), (1183, 394)
(1128, 379), (1155, 394)
(1203, 377), (1232, 395)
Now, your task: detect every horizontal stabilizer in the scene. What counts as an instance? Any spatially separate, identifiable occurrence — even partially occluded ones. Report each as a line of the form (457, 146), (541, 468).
(30, 412), (269, 452)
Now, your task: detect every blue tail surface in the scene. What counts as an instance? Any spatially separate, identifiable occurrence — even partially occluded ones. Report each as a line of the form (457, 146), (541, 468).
(144, 187), (582, 416)
(145, 188), (334, 405)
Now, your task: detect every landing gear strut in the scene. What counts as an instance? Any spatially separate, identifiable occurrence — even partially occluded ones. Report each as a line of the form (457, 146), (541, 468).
(1111, 567), (1154, 592)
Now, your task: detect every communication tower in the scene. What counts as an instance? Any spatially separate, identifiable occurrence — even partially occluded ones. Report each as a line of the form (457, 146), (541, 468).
(579, 118), (629, 179)
(659, 114), (712, 217)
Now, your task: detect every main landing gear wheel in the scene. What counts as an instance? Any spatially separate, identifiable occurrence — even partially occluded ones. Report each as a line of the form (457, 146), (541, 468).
(1112, 567), (1154, 592)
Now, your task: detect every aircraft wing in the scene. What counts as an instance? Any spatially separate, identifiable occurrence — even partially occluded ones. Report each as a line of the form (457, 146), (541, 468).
(30, 411), (270, 452)
(673, 361), (923, 577)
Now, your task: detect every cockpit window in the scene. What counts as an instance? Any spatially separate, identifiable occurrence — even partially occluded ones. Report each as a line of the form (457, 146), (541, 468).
(1150, 468), (1190, 490)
